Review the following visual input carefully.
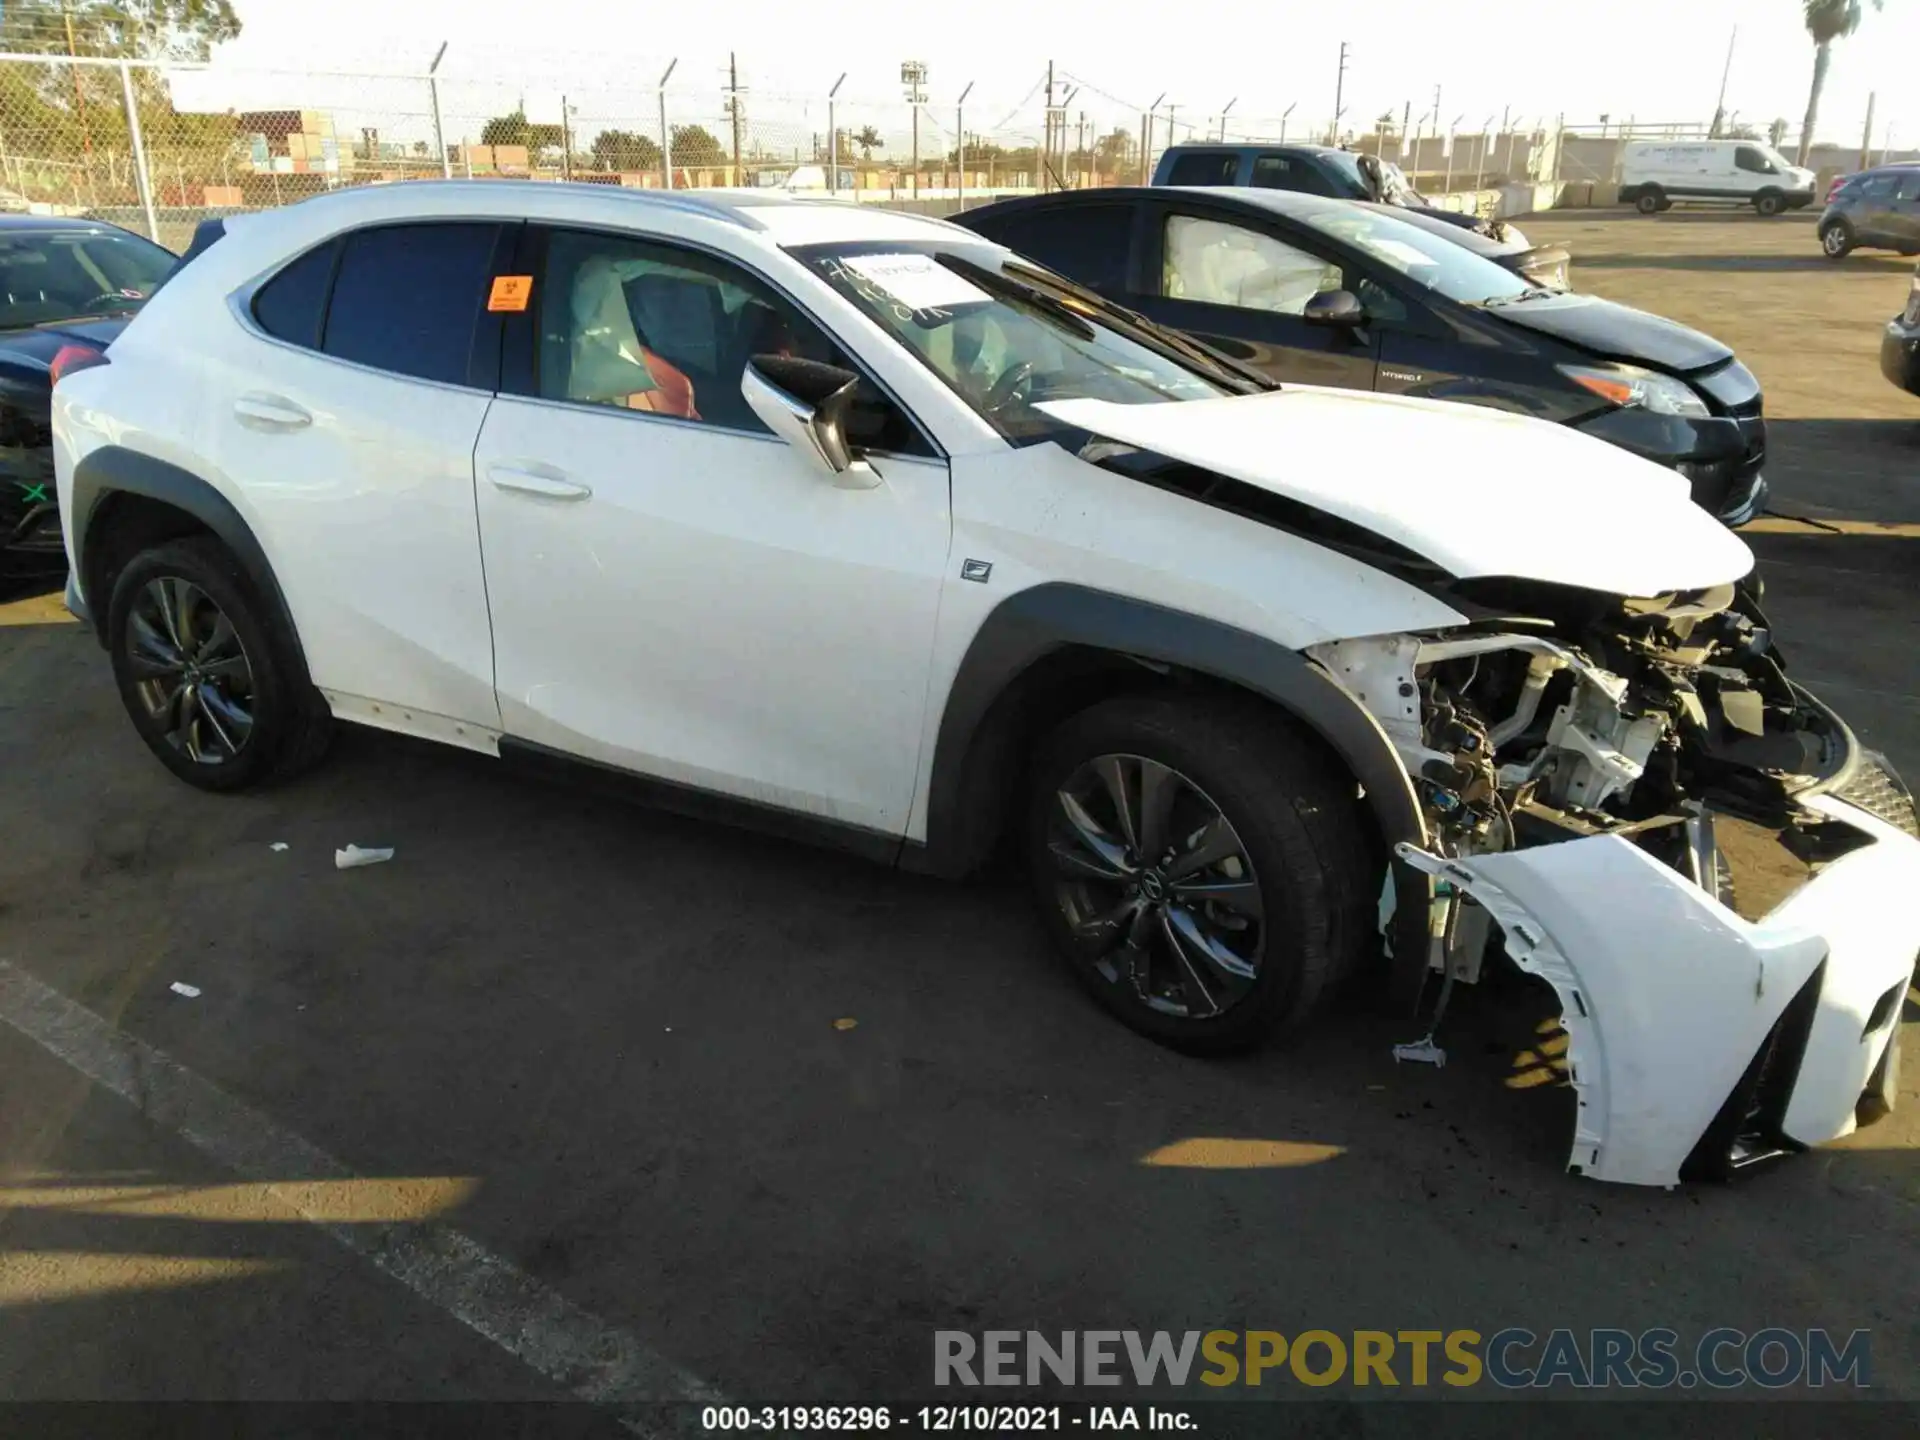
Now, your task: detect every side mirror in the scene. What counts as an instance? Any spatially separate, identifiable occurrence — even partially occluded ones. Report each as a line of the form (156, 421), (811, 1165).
(1302, 288), (1366, 329)
(741, 355), (880, 489)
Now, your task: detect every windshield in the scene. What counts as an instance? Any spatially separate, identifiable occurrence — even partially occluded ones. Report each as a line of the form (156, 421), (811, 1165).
(1299, 207), (1534, 304)
(802, 244), (1232, 442)
(0, 228), (175, 329)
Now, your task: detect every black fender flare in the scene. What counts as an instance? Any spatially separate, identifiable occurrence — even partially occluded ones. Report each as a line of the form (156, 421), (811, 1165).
(908, 582), (1428, 878)
(69, 446), (305, 674)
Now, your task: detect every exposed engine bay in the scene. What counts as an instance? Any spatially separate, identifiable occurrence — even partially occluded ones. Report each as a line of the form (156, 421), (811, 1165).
(1307, 578), (1918, 1187)
(1310, 577), (1860, 938)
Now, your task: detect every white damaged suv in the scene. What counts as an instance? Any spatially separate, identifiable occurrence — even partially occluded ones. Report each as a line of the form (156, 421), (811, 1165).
(53, 184), (1920, 1187)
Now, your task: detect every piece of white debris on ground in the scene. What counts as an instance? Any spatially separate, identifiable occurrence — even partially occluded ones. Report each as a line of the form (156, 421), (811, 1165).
(269, 842), (289, 852)
(168, 981), (201, 999)
(334, 844), (395, 870)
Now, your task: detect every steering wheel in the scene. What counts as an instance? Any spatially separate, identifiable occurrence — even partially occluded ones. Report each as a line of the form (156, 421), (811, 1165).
(982, 360), (1034, 417)
(76, 291), (141, 313)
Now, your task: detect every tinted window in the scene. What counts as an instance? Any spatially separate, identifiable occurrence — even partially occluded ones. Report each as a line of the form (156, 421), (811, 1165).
(539, 228), (930, 455)
(1858, 173), (1898, 199)
(322, 223), (498, 386)
(251, 239), (336, 348)
(1734, 146), (1772, 174)
(1164, 151), (1240, 186)
(981, 205), (1133, 293)
(1161, 214), (1343, 315)
(1249, 155), (1295, 188)
(1895, 173), (1920, 202)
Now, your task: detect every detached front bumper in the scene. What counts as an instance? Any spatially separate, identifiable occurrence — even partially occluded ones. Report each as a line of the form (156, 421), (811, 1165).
(1397, 791), (1920, 1188)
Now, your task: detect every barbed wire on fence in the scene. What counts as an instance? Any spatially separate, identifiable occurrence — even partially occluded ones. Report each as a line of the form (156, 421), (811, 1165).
(0, 49), (1912, 252)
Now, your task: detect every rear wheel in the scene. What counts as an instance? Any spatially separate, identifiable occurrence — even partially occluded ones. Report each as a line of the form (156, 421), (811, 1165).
(1024, 694), (1376, 1054)
(1820, 219), (1856, 259)
(107, 536), (331, 791)
(1753, 190), (1785, 217)
(1634, 189), (1663, 215)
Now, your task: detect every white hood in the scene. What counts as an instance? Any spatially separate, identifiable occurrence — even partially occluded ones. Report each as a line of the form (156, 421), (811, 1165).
(1038, 387), (1755, 597)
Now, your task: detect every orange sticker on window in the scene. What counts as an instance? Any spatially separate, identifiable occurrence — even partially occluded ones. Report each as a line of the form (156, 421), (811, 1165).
(488, 275), (533, 312)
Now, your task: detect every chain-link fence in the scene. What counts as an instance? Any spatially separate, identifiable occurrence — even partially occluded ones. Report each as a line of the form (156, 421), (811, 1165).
(0, 51), (1909, 253)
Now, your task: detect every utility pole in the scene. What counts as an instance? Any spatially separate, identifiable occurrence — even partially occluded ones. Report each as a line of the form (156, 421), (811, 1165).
(1711, 25), (1738, 137)
(1076, 110), (1086, 186)
(1332, 41), (1350, 144)
(63, 2), (95, 161)
(658, 57), (677, 190)
(560, 94), (573, 182)
(957, 80), (972, 203)
(1401, 100), (1411, 163)
(828, 71), (846, 196)
(1860, 91), (1876, 172)
(1166, 102), (1178, 151)
(1279, 101), (1295, 144)
(428, 42), (450, 178)
(1043, 61), (1054, 192)
(727, 53), (744, 182)
(1219, 97), (1236, 142)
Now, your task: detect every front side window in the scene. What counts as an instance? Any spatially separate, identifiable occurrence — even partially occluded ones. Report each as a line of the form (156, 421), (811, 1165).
(322, 222), (500, 385)
(802, 244), (1229, 443)
(0, 229), (176, 331)
(1734, 146), (1772, 174)
(1161, 214), (1344, 315)
(1249, 155), (1294, 188)
(538, 228), (928, 454)
(1894, 173), (1920, 202)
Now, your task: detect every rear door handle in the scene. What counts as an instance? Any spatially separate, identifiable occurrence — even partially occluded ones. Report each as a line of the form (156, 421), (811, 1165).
(232, 393), (312, 430)
(486, 463), (592, 500)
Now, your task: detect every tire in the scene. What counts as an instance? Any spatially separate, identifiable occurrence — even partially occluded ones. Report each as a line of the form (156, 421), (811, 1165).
(1634, 190), (1663, 215)
(1820, 220), (1856, 259)
(107, 535), (331, 792)
(1024, 693), (1377, 1054)
(1753, 191), (1784, 217)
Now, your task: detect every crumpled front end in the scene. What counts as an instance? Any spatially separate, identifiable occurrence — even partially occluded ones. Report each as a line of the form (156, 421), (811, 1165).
(1307, 578), (1920, 1187)
(1395, 792), (1919, 1187)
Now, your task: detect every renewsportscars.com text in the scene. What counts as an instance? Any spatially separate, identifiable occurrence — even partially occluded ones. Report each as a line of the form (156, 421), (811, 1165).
(934, 1328), (1873, 1390)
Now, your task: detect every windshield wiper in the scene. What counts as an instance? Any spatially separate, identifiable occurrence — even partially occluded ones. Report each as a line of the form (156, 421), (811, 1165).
(1480, 287), (1557, 306)
(933, 254), (1098, 340)
(998, 261), (1276, 393)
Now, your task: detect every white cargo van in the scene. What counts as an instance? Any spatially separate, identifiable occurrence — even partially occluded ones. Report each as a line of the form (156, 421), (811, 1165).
(1618, 140), (1817, 216)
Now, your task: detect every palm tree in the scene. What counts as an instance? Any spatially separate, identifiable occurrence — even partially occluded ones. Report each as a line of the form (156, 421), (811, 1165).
(853, 125), (884, 161)
(1797, 0), (1883, 165)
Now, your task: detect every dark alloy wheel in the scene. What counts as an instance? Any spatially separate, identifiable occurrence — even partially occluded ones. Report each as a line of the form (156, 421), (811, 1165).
(1026, 694), (1376, 1053)
(126, 575), (257, 765)
(1046, 752), (1264, 1022)
(108, 536), (331, 791)
(1820, 221), (1855, 259)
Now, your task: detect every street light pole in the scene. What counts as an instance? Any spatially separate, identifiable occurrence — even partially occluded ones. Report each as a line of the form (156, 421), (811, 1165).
(1332, 41), (1349, 144)
(1219, 97), (1236, 142)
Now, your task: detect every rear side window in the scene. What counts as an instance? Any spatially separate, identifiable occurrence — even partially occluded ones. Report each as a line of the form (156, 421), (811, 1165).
(1857, 173), (1898, 199)
(1250, 155), (1295, 189)
(322, 223), (500, 386)
(1895, 173), (1920, 202)
(1164, 151), (1239, 186)
(251, 240), (336, 349)
(981, 205), (1134, 293)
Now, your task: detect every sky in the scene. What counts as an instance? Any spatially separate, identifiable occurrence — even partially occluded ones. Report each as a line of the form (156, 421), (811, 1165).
(180, 0), (1920, 153)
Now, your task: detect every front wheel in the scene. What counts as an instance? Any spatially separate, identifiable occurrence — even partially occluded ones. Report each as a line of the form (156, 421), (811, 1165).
(1024, 694), (1377, 1054)
(1820, 220), (1855, 259)
(1753, 191), (1785, 217)
(1634, 190), (1663, 215)
(107, 536), (331, 791)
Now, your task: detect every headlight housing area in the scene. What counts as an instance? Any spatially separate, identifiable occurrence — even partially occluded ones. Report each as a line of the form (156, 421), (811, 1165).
(1560, 364), (1712, 419)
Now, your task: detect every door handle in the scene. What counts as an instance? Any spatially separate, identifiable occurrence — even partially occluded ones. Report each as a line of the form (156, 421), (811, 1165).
(232, 393), (312, 430)
(486, 463), (592, 500)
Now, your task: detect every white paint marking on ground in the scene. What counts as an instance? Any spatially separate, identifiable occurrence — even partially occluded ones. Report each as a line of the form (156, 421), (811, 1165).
(0, 959), (724, 1426)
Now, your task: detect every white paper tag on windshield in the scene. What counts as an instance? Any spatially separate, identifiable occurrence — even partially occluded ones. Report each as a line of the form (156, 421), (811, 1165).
(842, 253), (989, 314)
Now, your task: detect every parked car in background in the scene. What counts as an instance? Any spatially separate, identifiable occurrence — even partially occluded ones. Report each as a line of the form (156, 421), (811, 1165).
(0, 216), (176, 578)
(54, 182), (1920, 1187)
(1818, 164), (1920, 258)
(957, 187), (1768, 524)
(1882, 263), (1920, 396)
(1618, 139), (1816, 216)
(1152, 142), (1538, 243)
